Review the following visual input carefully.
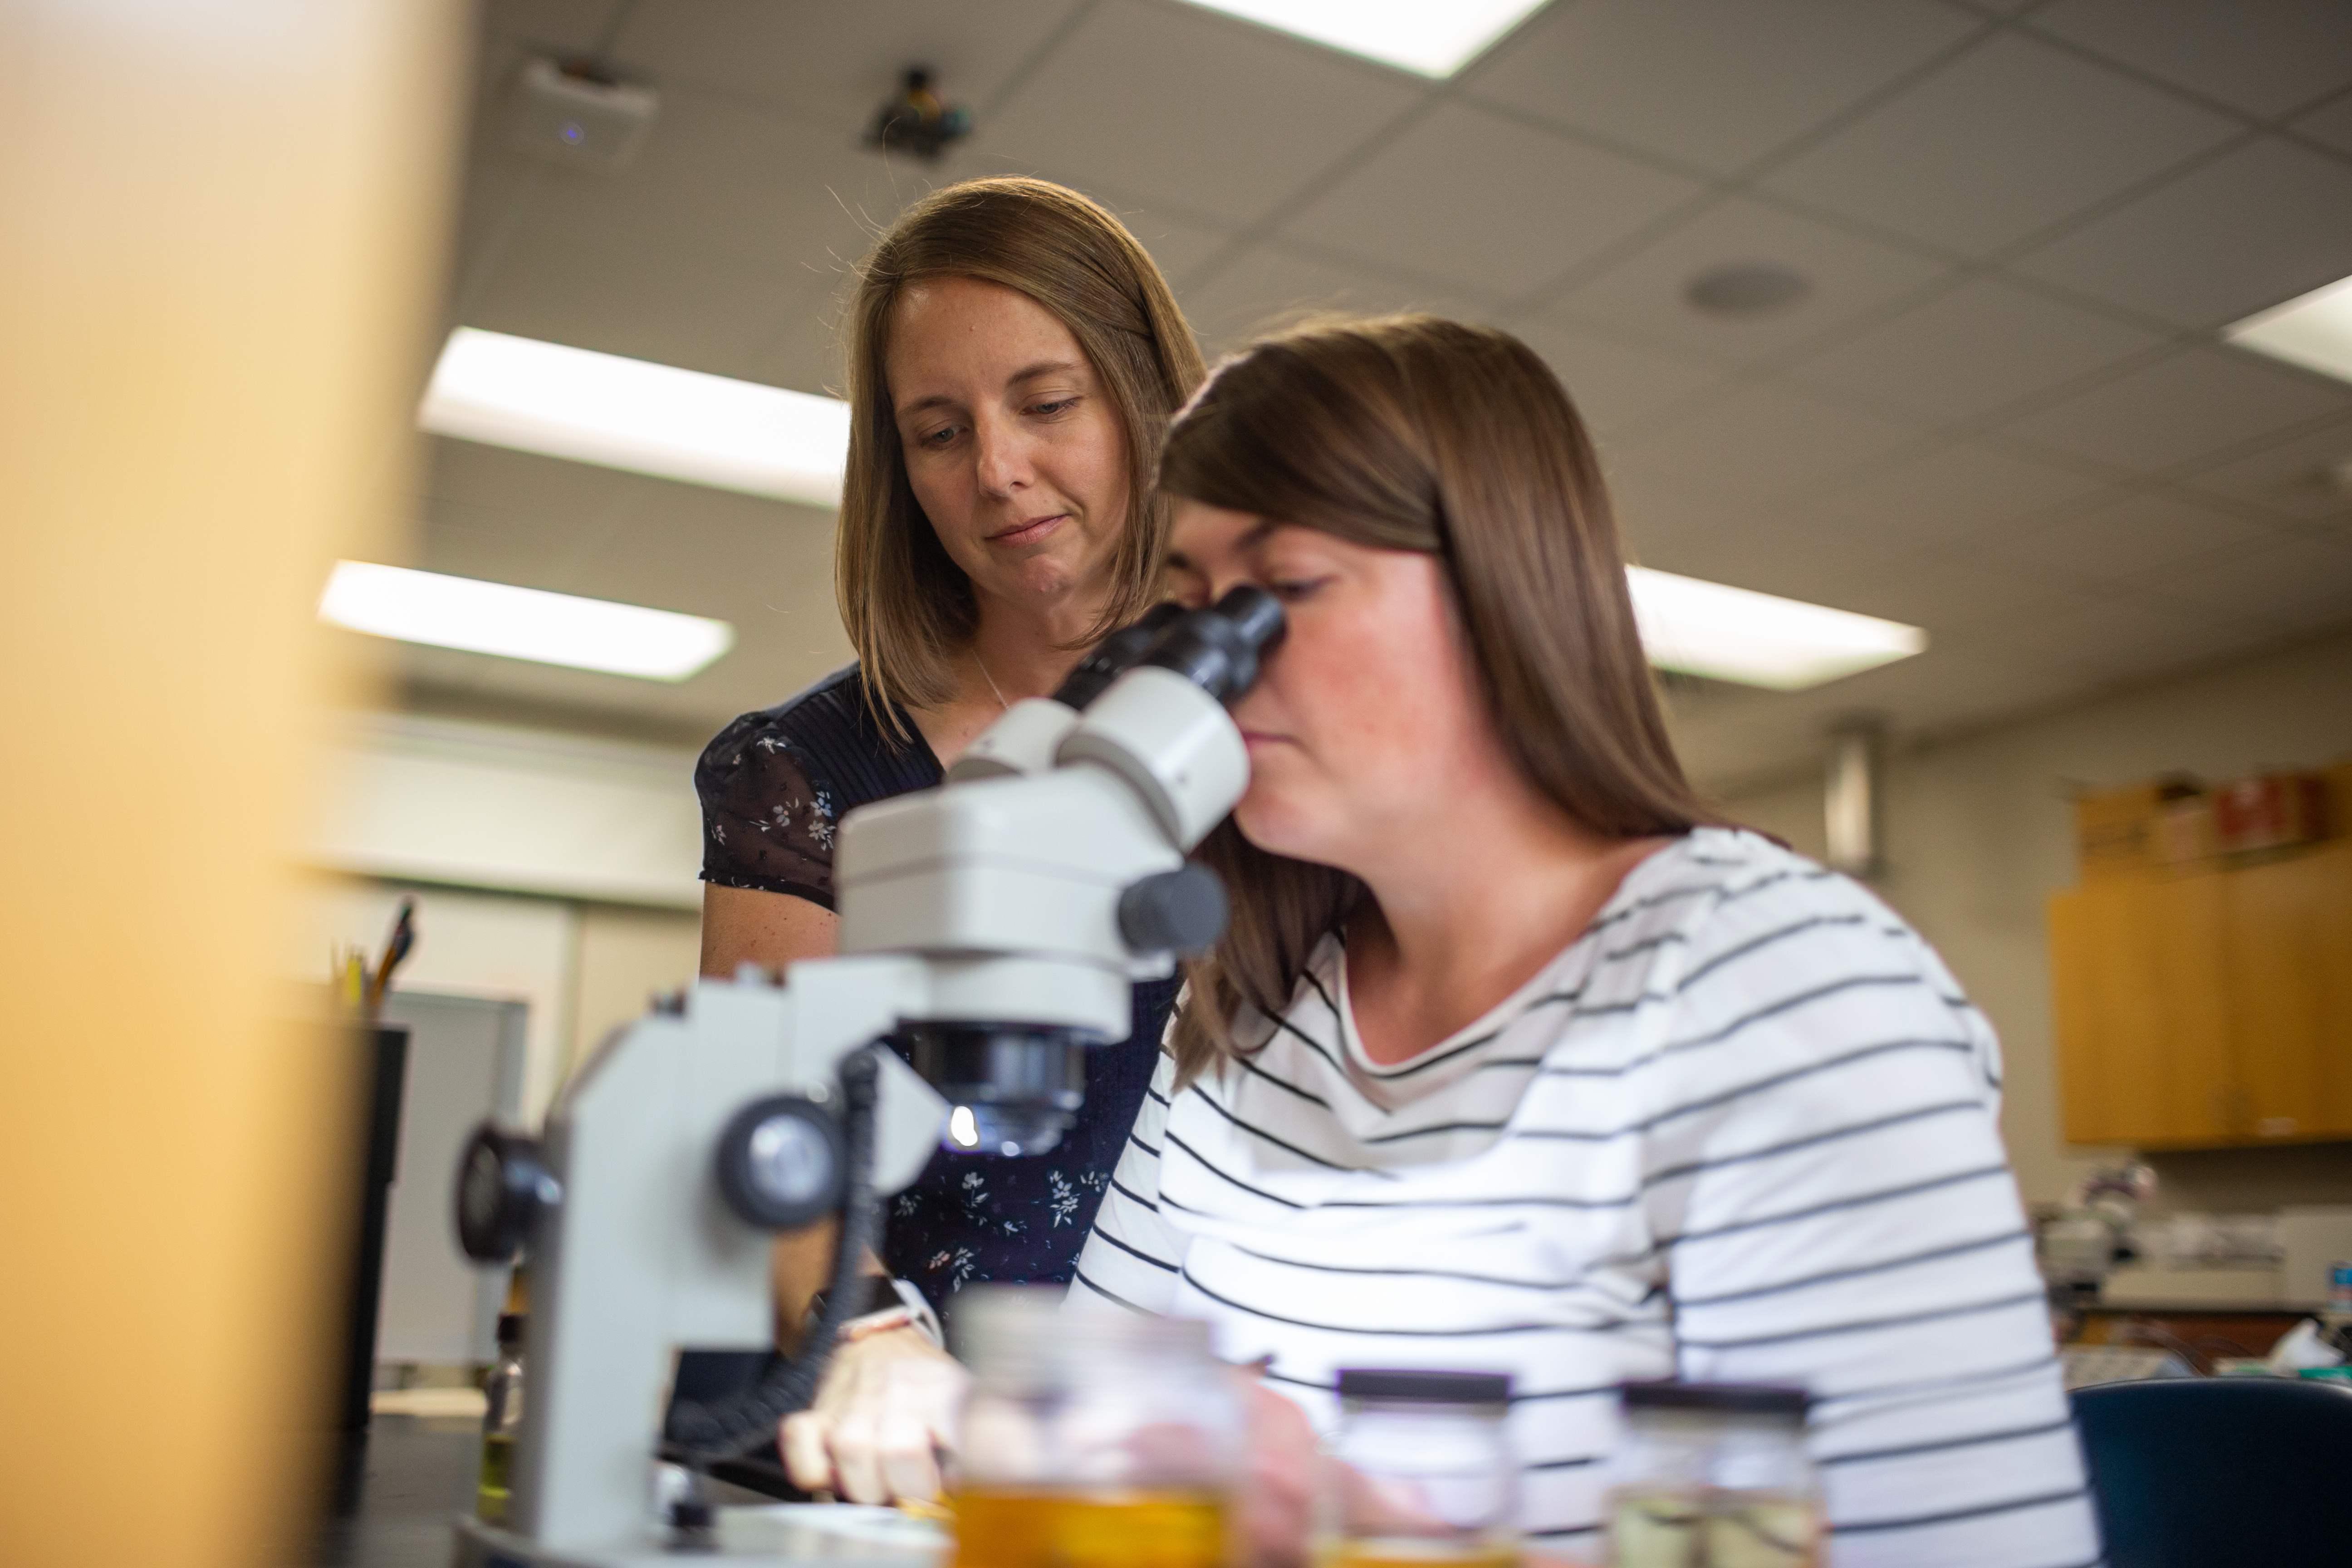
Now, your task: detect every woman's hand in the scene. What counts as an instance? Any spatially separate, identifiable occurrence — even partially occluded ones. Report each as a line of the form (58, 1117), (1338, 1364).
(1238, 1377), (1322, 1568)
(780, 1325), (969, 1504)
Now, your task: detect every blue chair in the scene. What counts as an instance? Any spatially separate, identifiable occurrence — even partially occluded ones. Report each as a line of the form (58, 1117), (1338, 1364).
(2071, 1376), (2352, 1568)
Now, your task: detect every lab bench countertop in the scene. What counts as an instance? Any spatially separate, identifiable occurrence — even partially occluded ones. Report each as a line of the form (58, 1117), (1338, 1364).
(305, 1415), (482, 1568)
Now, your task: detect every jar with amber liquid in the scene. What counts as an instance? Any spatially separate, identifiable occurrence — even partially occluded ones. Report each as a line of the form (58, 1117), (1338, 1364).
(1314, 1369), (1520, 1568)
(1603, 1382), (1820, 1568)
(948, 1287), (1241, 1568)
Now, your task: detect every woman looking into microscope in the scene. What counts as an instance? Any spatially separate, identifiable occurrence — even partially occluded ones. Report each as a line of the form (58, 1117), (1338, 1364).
(785, 316), (2100, 1568)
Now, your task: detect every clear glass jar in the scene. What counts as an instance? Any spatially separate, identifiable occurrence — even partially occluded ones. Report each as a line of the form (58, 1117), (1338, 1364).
(1315, 1369), (1519, 1568)
(1604, 1382), (1821, 1568)
(476, 1312), (526, 1525)
(948, 1287), (1241, 1568)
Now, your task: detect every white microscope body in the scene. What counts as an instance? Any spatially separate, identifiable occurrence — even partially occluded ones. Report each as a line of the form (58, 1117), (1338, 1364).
(448, 592), (1279, 1567)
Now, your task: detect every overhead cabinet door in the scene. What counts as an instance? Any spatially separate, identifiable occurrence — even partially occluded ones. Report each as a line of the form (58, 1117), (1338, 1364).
(2049, 874), (2234, 1145)
(2222, 841), (2352, 1143)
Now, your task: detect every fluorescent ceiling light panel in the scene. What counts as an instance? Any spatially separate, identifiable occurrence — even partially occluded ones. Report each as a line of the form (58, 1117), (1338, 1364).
(319, 562), (734, 681)
(1627, 566), (1926, 691)
(2225, 273), (2352, 386)
(1173, 0), (1549, 77)
(420, 328), (850, 506)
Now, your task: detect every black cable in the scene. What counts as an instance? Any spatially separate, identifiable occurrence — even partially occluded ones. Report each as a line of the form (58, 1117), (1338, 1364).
(663, 1044), (886, 1460)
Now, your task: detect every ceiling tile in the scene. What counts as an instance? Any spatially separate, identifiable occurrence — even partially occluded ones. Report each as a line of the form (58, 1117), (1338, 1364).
(444, 41), (544, 329)
(2293, 92), (2352, 157)
(2125, 531), (2352, 632)
(1632, 508), (1922, 610)
(2029, 0), (2352, 121)
(1115, 208), (1238, 293)
(741, 273), (856, 400)
(414, 513), (586, 596)
(577, 489), (838, 634)
(1617, 381), (1929, 507)
(2009, 136), (2352, 329)
(1808, 440), (2117, 550)
(1460, 0), (1978, 177)
(613, 0), (1085, 139)
(1784, 275), (2165, 424)
(1986, 490), (2286, 583)
(465, 90), (929, 382)
(1759, 32), (2239, 256)
(421, 437), (642, 547)
(484, 0), (627, 51)
(1176, 244), (1498, 358)
(1960, 588), (2273, 681)
(2175, 415), (2352, 523)
(1509, 318), (1730, 442)
(1277, 101), (1705, 300)
(972, 0), (1422, 230)
(1788, 543), (2078, 637)
(1604, 450), (1813, 557)
(1992, 346), (2352, 473)
(1548, 195), (1951, 368)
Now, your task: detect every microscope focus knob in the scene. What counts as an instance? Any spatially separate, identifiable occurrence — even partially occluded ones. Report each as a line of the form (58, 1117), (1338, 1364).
(1118, 864), (1230, 956)
(715, 1094), (847, 1231)
(454, 1123), (560, 1264)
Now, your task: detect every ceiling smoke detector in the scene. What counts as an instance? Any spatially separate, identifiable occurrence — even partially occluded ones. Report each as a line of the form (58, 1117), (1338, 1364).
(1685, 262), (1812, 319)
(508, 56), (659, 172)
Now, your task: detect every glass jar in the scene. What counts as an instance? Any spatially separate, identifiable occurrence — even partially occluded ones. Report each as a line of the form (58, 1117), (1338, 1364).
(948, 1287), (1242, 1568)
(1604, 1382), (1820, 1568)
(1315, 1369), (1519, 1568)
(476, 1312), (526, 1525)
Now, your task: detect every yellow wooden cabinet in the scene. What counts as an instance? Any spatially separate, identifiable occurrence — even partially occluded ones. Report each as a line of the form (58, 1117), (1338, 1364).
(2050, 839), (2352, 1147)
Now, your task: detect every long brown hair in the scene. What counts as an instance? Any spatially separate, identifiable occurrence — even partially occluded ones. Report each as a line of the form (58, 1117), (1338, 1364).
(1160, 314), (1716, 1083)
(836, 178), (1205, 734)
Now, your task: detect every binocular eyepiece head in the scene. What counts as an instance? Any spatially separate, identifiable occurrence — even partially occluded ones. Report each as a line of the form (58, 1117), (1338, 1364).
(926, 588), (1284, 1159)
(1052, 586), (1285, 712)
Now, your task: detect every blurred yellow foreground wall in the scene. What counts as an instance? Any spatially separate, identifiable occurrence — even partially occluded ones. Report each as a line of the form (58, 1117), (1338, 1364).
(0, 3), (462, 1564)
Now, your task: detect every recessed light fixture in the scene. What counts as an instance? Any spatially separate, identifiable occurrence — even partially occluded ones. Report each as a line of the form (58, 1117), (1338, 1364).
(1685, 262), (1812, 319)
(1171, 0), (1550, 77)
(419, 328), (851, 507)
(2225, 272), (2352, 386)
(318, 562), (735, 681)
(1626, 566), (1926, 691)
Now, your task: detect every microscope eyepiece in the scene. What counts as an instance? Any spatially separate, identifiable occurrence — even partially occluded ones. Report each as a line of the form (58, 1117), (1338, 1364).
(1141, 584), (1286, 705)
(1052, 601), (1188, 711)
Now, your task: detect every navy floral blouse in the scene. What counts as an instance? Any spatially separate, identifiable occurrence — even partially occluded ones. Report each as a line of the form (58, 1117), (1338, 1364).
(696, 664), (1178, 1307)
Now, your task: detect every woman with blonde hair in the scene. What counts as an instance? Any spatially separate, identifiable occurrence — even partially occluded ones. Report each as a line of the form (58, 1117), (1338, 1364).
(787, 316), (2099, 1568)
(694, 178), (1203, 1318)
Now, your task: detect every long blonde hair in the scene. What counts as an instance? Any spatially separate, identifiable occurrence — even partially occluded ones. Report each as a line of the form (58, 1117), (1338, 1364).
(1159, 315), (1716, 1083)
(835, 178), (1205, 734)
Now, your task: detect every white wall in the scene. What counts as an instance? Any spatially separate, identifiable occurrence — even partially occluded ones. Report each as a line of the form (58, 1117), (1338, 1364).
(310, 711), (702, 909)
(1719, 627), (2352, 1210)
(569, 901), (706, 1068)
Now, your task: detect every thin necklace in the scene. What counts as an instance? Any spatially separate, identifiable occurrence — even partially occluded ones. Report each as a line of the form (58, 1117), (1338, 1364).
(973, 649), (1010, 712)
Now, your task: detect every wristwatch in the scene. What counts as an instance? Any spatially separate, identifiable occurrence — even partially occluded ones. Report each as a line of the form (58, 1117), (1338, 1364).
(805, 1275), (942, 1347)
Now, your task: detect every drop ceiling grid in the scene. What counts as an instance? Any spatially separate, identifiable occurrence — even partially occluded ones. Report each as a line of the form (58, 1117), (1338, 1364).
(412, 0), (2352, 782)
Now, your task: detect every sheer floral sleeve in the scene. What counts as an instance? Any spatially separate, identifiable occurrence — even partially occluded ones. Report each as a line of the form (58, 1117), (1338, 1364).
(695, 710), (842, 909)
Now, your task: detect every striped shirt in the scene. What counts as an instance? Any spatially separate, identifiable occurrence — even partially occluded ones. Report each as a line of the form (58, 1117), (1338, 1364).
(1071, 828), (2100, 1568)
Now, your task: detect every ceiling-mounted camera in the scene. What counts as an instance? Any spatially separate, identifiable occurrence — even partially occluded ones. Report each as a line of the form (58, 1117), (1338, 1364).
(867, 67), (971, 161)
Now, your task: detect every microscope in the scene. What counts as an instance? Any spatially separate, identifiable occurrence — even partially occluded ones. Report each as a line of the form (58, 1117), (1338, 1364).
(447, 588), (1283, 1567)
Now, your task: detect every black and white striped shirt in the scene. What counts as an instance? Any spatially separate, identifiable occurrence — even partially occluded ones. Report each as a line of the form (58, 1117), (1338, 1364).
(1072, 828), (2100, 1568)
